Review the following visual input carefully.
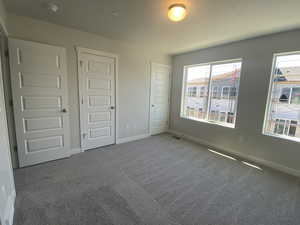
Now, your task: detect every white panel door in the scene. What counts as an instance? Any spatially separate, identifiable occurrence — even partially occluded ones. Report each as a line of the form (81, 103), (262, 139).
(150, 63), (171, 135)
(78, 49), (116, 150)
(9, 38), (70, 167)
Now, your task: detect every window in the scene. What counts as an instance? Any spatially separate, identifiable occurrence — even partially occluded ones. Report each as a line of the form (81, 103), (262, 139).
(199, 86), (206, 97)
(227, 112), (235, 124)
(209, 110), (219, 121)
(198, 108), (204, 118)
(181, 60), (242, 128)
(222, 87), (230, 99)
(289, 120), (298, 136)
(278, 87), (300, 104)
(274, 119), (297, 137)
(230, 87), (237, 97)
(291, 87), (300, 104)
(263, 52), (300, 142)
(279, 87), (290, 103)
(187, 87), (197, 97)
(212, 86), (220, 99)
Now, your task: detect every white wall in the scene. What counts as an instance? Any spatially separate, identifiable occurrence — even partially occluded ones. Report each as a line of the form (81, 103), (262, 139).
(7, 14), (171, 153)
(0, 2), (16, 225)
(171, 29), (300, 176)
(0, 53), (15, 225)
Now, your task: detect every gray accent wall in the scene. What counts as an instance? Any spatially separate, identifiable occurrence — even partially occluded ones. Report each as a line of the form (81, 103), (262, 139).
(171, 29), (300, 174)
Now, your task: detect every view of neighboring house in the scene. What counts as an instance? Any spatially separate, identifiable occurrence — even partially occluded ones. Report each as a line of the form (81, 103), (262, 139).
(184, 68), (240, 126)
(183, 62), (300, 139)
(265, 66), (300, 138)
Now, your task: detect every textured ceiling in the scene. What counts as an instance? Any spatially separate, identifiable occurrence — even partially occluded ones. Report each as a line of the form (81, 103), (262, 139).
(4, 0), (300, 54)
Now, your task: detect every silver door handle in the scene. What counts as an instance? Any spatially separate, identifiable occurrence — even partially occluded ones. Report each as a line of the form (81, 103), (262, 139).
(110, 106), (115, 110)
(61, 108), (67, 113)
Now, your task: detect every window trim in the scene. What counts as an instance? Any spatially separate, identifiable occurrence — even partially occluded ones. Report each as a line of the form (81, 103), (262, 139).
(262, 51), (300, 143)
(180, 58), (242, 129)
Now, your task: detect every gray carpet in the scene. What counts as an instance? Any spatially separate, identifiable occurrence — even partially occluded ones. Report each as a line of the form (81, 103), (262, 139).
(14, 134), (300, 225)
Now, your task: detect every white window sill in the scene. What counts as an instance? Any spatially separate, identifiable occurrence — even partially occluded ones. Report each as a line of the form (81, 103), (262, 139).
(263, 132), (300, 143)
(180, 115), (235, 129)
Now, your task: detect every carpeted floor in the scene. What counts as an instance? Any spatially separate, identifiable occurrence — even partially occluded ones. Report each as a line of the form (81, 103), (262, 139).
(14, 134), (300, 225)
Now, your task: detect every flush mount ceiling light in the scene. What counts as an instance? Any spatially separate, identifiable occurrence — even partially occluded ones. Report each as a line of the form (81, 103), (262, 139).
(168, 3), (187, 22)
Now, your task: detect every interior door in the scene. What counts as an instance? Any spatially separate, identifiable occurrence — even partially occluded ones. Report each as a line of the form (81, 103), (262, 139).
(150, 63), (171, 135)
(77, 49), (116, 150)
(9, 38), (70, 167)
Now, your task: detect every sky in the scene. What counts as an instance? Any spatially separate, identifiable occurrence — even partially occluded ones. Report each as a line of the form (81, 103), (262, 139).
(186, 54), (300, 82)
(187, 62), (241, 81)
(277, 54), (300, 68)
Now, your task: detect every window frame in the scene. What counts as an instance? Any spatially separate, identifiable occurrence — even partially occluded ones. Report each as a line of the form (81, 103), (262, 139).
(180, 58), (242, 129)
(262, 51), (300, 142)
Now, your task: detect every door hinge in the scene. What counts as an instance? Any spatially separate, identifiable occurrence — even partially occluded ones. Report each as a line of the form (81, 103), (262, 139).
(80, 60), (83, 67)
(14, 146), (18, 152)
(5, 49), (9, 58)
(9, 99), (13, 107)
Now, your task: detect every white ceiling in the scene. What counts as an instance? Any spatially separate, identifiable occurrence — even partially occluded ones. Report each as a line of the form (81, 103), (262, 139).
(4, 0), (300, 55)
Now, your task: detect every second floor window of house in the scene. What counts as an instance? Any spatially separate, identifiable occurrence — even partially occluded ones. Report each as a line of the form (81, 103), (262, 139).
(199, 86), (206, 97)
(181, 59), (242, 128)
(279, 87), (300, 104)
(263, 52), (300, 142)
(212, 86), (220, 99)
(188, 87), (197, 97)
(291, 88), (300, 104)
(222, 87), (230, 99)
(230, 87), (237, 97)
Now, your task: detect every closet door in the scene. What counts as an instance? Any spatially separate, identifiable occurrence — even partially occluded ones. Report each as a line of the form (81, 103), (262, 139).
(9, 38), (70, 167)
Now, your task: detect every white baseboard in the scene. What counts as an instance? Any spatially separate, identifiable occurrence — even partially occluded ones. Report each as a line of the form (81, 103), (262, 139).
(168, 130), (300, 178)
(3, 190), (15, 225)
(116, 134), (151, 144)
(70, 148), (82, 155)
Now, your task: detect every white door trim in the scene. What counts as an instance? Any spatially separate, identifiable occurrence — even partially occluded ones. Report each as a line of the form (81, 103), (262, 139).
(149, 62), (172, 135)
(76, 47), (119, 151)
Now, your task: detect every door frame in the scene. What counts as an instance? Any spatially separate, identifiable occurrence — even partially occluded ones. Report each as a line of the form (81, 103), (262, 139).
(76, 47), (119, 151)
(149, 62), (172, 135)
